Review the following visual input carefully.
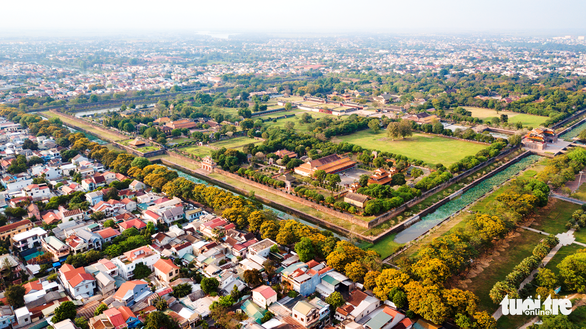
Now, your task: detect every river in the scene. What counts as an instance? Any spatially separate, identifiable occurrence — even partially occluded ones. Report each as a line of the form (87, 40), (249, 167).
(393, 154), (540, 244)
(73, 104), (155, 117)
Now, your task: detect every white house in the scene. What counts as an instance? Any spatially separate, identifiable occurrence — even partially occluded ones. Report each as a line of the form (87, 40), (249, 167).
(252, 285), (277, 309)
(59, 263), (96, 299)
(112, 245), (160, 280)
(248, 239), (277, 258)
(129, 180), (145, 191)
(12, 227), (48, 252)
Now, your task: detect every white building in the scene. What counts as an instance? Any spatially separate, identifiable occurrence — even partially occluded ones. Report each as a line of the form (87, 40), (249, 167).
(59, 263), (96, 299)
(252, 285), (277, 309)
(112, 245), (160, 280)
(12, 227), (47, 252)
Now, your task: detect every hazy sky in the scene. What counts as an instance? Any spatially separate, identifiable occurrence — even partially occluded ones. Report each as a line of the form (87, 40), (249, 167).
(3, 0), (586, 35)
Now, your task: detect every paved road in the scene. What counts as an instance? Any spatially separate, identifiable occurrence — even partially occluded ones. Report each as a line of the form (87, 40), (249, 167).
(551, 193), (586, 205)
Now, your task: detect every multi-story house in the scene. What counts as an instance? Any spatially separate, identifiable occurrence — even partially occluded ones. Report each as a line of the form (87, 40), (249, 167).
(12, 227), (48, 252)
(92, 200), (125, 217)
(112, 245), (160, 280)
(153, 258), (180, 284)
(41, 236), (70, 261)
(0, 306), (15, 329)
(85, 191), (103, 206)
(23, 184), (51, 201)
(72, 229), (103, 250)
(65, 235), (88, 254)
(0, 219), (33, 241)
(281, 260), (333, 296)
(113, 280), (151, 306)
(59, 207), (84, 222)
(59, 264), (96, 299)
(248, 239), (277, 258)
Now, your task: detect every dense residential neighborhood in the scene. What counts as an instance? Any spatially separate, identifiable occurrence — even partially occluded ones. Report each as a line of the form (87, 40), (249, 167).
(0, 110), (433, 329)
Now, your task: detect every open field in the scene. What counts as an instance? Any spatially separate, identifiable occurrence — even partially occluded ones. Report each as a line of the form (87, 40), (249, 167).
(466, 229), (544, 312)
(179, 136), (262, 158)
(256, 109), (338, 133)
(334, 130), (486, 165)
(574, 226), (586, 244)
(463, 107), (548, 127)
(119, 139), (162, 152)
(42, 111), (125, 141)
(529, 199), (581, 235)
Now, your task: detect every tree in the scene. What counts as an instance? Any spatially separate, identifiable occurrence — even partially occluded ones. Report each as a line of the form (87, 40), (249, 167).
(5, 285), (25, 308)
(248, 211), (265, 232)
(399, 120), (413, 138)
(285, 102), (292, 111)
(558, 252), (586, 292)
(364, 271), (381, 290)
(92, 212), (106, 222)
(172, 283), (192, 298)
(412, 258), (451, 285)
(294, 238), (316, 262)
(218, 295), (235, 307)
(260, 221), (279, 240)
(201, 277), (219, 295)
(489, 281), (519, 304)
(373, 268), (411, 301)
(537, 268), (558, 290)
(52, 301), (77, 323)
(143, 311), (180, 329)
(325, 291), (345, 309)
(133, 263), (152, 280)
(94, 303), (108, 316)
(368, 119), (380, 133)
(75, 317), (89, 329)
(345, 261), (367, 283)
(243, 269), (263, 288)
(404, 282), (449, 325)
(387, 122), (400, 139)
(131, 157), (151, 169)
(509, 134), (522, 146)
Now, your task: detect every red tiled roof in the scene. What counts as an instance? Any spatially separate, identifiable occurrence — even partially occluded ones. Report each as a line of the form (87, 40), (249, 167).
(153, 258), (179, 274)
(0, 219), (31, 234)
(252, 285), (276, 299)
(97, 227), (120, 239)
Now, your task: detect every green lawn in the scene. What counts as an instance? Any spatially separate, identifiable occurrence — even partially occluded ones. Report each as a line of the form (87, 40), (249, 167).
(466, 230), (543, 312)
(212, 136), (262, 149)
(180, 137), (261, 158)
(180, 146), (213, 158)
(569, 305), (586, 327)
(256, 109), (336, 133)
(529, 200), (581, 235)
(544, 244), (584, 276)
(364, 233), (403, 259)
(571, 182), (586, 201)
(463, 107), (548, 127)
(335, 130), (487, 166)
(574, 227), (586, 244)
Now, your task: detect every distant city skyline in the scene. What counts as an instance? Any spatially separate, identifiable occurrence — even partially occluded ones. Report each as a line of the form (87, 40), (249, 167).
(2, 0), (586, 36)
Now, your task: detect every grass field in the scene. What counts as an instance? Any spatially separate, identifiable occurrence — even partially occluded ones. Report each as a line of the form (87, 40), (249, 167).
(571, 182), (586, 202)
(334, 130), (486, 165)
(545, 244), (584, 276)
(463, 107), (548, 127)
(256, 109), (336, 133)
(574, 227), (586, 244)
(42, 111), (125, 142)
(467, 229), (544, 312)
(529, 200), (580, 235)
(180, 136), (262, 158)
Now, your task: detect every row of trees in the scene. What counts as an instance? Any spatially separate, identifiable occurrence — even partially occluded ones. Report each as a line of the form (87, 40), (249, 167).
(489, 235), (559, 303)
